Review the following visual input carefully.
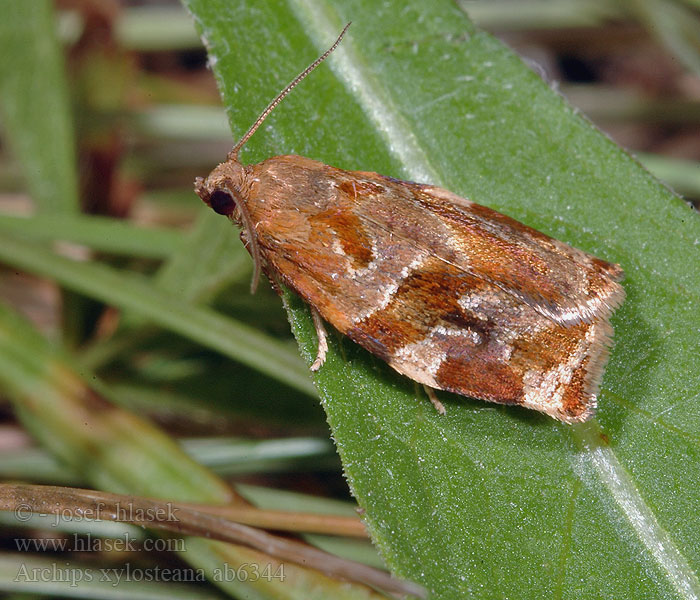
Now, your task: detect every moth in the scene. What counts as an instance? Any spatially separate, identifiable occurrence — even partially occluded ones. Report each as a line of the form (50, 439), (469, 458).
(195, 24), (625, 423)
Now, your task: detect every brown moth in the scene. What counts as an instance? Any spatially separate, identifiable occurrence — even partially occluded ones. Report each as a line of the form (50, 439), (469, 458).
(195, 24), (625, 423)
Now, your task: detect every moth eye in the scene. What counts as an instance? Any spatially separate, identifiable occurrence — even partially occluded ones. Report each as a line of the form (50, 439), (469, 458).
(209, 189), (236, 216)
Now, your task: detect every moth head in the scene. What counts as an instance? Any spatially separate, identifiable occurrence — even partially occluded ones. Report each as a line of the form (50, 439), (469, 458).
(194, 160), (263, 294)
(193, 22), (351, 294)
(195, 159), (247, 218)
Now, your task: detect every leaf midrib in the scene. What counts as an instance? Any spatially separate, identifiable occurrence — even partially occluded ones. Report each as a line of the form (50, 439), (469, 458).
(572, 425), (700, 599)
(287, 0), (442, 184)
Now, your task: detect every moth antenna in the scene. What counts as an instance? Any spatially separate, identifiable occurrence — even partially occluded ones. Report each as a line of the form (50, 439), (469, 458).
(228, 22), (351, 161)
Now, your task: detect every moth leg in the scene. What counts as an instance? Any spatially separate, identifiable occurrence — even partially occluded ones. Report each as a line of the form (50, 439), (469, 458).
(423, 385), (446, 415)
(310, 307), (328, 372)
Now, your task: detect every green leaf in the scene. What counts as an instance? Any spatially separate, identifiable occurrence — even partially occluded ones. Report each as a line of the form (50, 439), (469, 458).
(0, 213), (182, 258)
(0, 234), (314, 397)
(0, 0), (78, 213)
(187, 0), (700, 598)
(154, 209), (250, 303)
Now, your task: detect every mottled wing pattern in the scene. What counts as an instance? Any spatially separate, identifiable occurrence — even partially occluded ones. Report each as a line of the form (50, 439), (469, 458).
(271, 220), (610, 423)
(350, 171), (625, 326)
(347, 254), (613, 423)
(246, 156), (623, 422)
